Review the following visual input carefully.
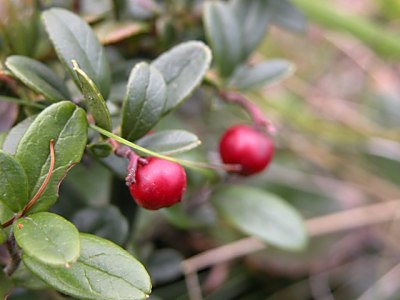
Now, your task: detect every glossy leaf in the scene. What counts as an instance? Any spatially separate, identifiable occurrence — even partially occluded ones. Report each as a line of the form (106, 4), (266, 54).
(122, 62), (166, 141)
(14, 212), (80, 265)
(228, 60), (295, 90)
(24, 233), (152, 300)
(15, 101), (88, 213)
(203, 1), (242, 77)
(5, 55), (70, 102)
(72, 205), (129, 245)
(152, 41), (211, 113)
(2, 115), (36, 155)
(72, 61), (112, 131)
(211, 185), (308, 250)
(231, 0), (271, 58)
(42, 8), (111, 98)
(0, 150), (28, 212)
(137, 130), (201, 155)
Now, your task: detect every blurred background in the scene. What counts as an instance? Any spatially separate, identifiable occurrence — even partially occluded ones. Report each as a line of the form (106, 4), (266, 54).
(1, 0), (400, 299)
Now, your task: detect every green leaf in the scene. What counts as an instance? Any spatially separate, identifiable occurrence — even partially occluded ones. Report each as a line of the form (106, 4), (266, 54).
(0, 150), (29, 212)
(203, 1), (242, 77)
(14, 212), (80, 266)
(0, 229), (6, 244)
(11, 262), (49, 290)
(23, 233), (152, 300)
(228, 60), (295, 90)
(42, 8), (111, 98)
(15, 101), (88, 213)
(2, 115), (36, 155)
(0, 269), (13, 300)
(136, 130), (201, 155)
(72, 205), (129, 245)
(231, 0), (271, 58)
(268, 0), (307, 33)
(5, 55), (71, 102)
(0, 201), (13, 226)
(72, 61), (112, 131)
(211, 185), (308, 251)
(152, 41), (211, 113)
(121, 62), (166, 141)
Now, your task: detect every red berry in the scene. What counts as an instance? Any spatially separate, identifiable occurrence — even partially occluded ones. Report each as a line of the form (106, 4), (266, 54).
(219, 124), (274, 175)
(129, 157), (187, 210)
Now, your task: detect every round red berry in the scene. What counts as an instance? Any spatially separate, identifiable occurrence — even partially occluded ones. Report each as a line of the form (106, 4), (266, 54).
(219, 124), (274, 175)
(129, 157), (187, 210)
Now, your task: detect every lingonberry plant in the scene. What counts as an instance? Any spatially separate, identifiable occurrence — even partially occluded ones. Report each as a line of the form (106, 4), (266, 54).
(0, 1), (308, 299)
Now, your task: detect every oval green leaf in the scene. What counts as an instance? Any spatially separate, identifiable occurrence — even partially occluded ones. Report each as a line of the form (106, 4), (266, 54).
(14, 212), (80, 266)
(122, 62), (166, 141)
(0, 150), (28, 213)
(152, 41), (211, 113)
(228, 60), (295, 90)
(15, 101), (88, 213)
(42, 8), (111, 98)
(5, 55), (71, 102)
(231, 0), (272, 58)
(2, 115), (36, 155)
(23, 233), (152, 300)
(211, 185), (308, 251)
(203, 1), (242, 78)
(136, 130), (201, 155)
(72, 61), (112, 131)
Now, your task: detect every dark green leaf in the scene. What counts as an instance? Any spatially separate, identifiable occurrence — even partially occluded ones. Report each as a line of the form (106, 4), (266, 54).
(231, 0), (271, 58)
(203, 1), (242, 77)
(14, 212), (80, 265)
(268, 0), (307, 33)
(72, 205), (129, 245)
(0, 150), (28, 212)
(2, 115), (36, 155)
(121, 62), (166, 141)
(0, 269), (13, 299)
(15, 101), (88, 213)
(211, 185), (308, 250)
(72, 61), (112, 131)
(11, 262), (49, 290)
(136, 130), (200, 155)
(5, 55), (71, 102)
(228, 60), (295, 90)
(152, 41), (211, 113)
(42, 8), (111, 98)
(24, 233), (152, 300)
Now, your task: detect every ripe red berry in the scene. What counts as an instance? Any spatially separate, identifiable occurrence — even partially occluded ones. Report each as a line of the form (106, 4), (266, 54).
(129, 157), (187, 210)
(219, 124), (274, 175)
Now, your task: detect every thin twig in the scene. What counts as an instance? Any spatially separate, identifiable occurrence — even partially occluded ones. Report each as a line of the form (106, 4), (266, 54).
(1, 139), (55, 228)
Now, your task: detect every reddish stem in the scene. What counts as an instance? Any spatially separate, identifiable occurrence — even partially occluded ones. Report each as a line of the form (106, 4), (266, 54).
(1, 139), (56, 228)
(110, 140), (147, 185)
(219, 91), (276, 134)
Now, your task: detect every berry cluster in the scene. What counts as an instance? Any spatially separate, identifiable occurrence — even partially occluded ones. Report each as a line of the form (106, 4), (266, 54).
(123, 123), (274, 210)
